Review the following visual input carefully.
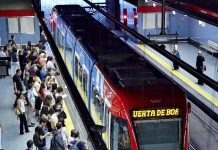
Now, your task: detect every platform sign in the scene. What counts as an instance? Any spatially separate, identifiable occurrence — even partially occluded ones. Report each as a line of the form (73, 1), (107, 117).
(131, 108), (180, 120)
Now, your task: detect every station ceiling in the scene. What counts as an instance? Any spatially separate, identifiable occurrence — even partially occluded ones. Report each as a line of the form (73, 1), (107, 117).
(121, 0), (218, 26)
(0, 0), (217, 25)
(0, 0), (34, 16)
(0, 0), (33, 10)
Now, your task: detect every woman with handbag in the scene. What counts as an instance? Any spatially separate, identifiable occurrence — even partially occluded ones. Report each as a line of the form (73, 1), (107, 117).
(196, 51), (205, 85)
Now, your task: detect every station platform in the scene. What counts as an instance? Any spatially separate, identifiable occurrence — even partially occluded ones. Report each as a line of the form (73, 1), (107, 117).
(0, 76), (35, 150)
(0, 53), (89, 150)
(120, 36), (218, 118)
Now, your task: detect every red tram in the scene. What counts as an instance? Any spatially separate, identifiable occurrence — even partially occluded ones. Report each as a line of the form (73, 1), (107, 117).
(51, 5), (189, 150)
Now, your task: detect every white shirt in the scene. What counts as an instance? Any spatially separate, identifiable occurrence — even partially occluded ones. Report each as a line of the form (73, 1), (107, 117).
(0, 51), (6, 57)
(18, 99), (25, 113)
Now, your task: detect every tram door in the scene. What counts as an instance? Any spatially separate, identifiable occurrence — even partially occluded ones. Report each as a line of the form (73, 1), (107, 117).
(110, 115), (131, 150)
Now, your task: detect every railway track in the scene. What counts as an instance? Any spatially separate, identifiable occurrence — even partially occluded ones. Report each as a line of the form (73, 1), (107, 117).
(191, 109), (218, 134)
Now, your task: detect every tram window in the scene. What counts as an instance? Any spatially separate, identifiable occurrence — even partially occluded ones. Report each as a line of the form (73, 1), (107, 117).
(111, 116), (131, 150)
(75, 57), (79, 78)
(57, 27), (64, 49)
(92, 85), (104, 121)
(78, 63), (83, 82)
(134, 120), (181, 150)
(81, 69), (88, 95)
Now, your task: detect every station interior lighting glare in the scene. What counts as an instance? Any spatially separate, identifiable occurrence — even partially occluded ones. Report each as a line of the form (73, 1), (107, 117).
(153, 2), (156, 7)
(145, 0), (149, 2)
(172, 11), (176, 15)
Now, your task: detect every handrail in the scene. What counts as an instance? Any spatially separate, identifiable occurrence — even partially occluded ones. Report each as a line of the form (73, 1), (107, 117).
(0, 57), (10, 61)
(31, 1), (107, 149)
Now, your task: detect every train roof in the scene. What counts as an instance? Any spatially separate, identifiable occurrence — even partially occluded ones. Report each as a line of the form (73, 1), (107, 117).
(53, 5), (170, 88)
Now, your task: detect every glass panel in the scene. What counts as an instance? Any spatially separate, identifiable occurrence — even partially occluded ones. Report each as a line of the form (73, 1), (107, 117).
(20, 17), (35, 34)
(92, 85), (104, 121)
(75, 57), (79, 78)
(111, 116), (131, 150)
(81, 68), (88, 96)
(134, 120), (181, 150)
(8, 18), (19, 33)
(65, 41), (73, 75)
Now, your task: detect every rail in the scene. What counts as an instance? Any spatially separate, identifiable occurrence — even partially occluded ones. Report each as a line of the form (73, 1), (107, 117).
(31, 0), (107, 149)
(191, 109), (218, 134)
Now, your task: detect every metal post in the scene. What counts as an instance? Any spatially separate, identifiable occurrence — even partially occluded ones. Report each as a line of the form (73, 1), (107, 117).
(160, 0), (166, 35)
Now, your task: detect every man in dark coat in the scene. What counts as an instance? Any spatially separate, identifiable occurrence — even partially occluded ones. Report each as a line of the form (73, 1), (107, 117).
(196, 51), (205, 85)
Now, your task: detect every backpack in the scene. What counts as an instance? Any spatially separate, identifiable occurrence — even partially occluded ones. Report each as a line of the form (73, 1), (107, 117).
(69, 140), (80, 150)
(33, 133), (44, 147)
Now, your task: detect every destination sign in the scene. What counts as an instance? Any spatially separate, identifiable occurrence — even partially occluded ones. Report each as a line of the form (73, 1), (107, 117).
(132, 108), (180, 119)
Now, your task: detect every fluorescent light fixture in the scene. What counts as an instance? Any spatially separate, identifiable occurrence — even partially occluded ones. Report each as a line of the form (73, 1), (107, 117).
(172, 11), (176, 15)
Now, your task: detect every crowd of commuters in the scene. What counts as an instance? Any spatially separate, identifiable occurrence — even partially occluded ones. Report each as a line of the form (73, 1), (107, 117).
(0, 35), (88, 150)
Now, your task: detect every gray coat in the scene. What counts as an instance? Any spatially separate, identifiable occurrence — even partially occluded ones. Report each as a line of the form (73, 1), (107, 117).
(51, 130), (65, 150)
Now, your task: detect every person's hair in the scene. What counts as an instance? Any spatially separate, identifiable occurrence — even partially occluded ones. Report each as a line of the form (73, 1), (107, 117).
(27, 83), (33, 90)
(27, 41), (31, 47)
(47, 56), (53, 61)
(56, 96), (62, 102)
(11, 34), (15, 39)
(16, 69), (21, 74)
(39, 118), (47, 124)
(71, 129), (80, 138)
(17, 93), (24, 99)
(160, 44), (166, 49)
(56, 122), (62, 130)
(12, 47), (17, 53)
(56, 86), (63, 93)
(35, 126), (40, 133)
(4, 46), (7, 51)
(8, 39), (12, 43)
(27, 140), (33, 148)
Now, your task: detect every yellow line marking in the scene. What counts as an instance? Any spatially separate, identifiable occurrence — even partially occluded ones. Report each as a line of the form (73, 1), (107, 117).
(137, 44), (218, 106)
(56, 49), (74, 136)
(62, 100), (74, 135)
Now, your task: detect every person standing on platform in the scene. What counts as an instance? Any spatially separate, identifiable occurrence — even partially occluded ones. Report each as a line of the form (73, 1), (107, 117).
(13, 69), (24, 94)
(11, 48), (20, 76)
(17, 93), (29, 135)
(10, 34), (16, 45)
(196, 51), (205, 85)
(0, 123), (3, 150)
(68, 129), (88, 150)
(172, 44), (180, 70)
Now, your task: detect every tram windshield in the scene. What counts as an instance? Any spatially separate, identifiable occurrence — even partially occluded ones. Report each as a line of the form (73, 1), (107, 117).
(134, 119), (181, 150)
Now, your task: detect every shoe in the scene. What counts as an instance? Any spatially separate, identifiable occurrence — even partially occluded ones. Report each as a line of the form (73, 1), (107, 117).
(26, 130), (30, 133)
(197, 82), (204, 85)
(20, 132), (24, 135)
(31, 122), (35, 125)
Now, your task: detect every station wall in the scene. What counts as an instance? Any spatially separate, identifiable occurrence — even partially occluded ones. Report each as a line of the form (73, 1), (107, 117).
(169, 12), (218, 45)
(0, 17), (40, 45)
